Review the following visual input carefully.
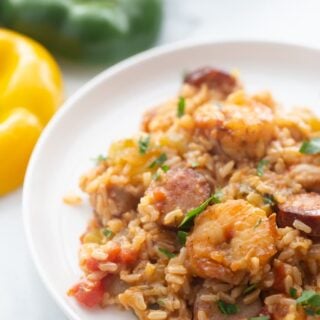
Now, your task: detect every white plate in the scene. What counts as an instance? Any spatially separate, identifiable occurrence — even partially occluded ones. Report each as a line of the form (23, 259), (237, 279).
(23, 40), (320, 320)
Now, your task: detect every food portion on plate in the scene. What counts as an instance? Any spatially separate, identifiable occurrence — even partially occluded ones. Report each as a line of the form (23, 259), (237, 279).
(68, 67), (320, 319)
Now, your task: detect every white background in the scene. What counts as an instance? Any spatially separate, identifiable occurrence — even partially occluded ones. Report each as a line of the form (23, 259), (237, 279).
(2, 0), (320, 319)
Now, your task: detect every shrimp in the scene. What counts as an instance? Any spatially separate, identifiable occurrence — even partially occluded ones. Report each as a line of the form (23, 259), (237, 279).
(186, 200), (277, 284)
(217, 101), (275, 160)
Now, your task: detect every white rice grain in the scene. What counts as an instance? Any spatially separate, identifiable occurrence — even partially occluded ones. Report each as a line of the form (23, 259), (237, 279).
(147, 310), (168, 320)
(293, 219), (311, 234)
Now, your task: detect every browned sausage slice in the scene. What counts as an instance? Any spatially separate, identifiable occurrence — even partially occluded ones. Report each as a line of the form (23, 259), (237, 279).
(277, 192), (320, 236)
(146, 167), (211, 225)
(184, 67), (238, 97)
(90, 185), (142, 226)
(194, 288), (262, 320)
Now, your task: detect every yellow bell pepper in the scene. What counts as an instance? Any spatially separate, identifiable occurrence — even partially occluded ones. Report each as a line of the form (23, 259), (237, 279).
(0, 28), (63, 195)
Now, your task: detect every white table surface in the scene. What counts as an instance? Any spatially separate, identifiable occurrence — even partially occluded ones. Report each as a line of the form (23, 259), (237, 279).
(2, 0), (320, 319)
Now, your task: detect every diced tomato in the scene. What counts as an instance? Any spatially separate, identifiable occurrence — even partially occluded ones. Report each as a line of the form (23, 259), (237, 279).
(86, 258), (100, 272)
(69, 280), (104, 308)
(120, 248), (137, 265)
(106, 242), (121, 262)
(273, 262), (286, 292)
(153, 190), (166, 202)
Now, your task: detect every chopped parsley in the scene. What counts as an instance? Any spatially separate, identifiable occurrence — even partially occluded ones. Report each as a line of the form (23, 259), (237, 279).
(152, 171), (161, 181)
(296, 290), (320, 305)
(177, 97), (186, 118)
(213, 189), (224, 202)
(102, 228), (114, 238)
(158, 247), (176, 259)
(138, 135), (150, 155)
(289, 287), (298, 299)
(299, 137), (320, 154)
(161, 164), (169, 173)
(152, 165), (170, 180)
(296, 290), (320, 315)
(254, 218), (262, 229)
(217, 300), (238, 315)
(149, 153), (167, 169)
(263, 194), (276, 207)
(157, 299), (165, 307)
(243, 283), (257, 295)
(305, 308), (318, 316)
(179, 191), (222, 229)
(257, 159), (269, 177)
(191, 161), (199, 168)
(92, 154), (107, 165)
(249, 317), (270, 320)
(177, 231), (188, 246)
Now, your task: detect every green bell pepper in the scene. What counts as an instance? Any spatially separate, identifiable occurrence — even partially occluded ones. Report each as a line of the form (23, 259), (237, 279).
(0, 0), (163, 63)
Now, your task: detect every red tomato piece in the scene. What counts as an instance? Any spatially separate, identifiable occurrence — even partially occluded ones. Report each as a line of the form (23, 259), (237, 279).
(106, 242), (121, 262)
(120, 248), (137, 265)
(70, 280), (104, 308)
(86, 258), (100, 272)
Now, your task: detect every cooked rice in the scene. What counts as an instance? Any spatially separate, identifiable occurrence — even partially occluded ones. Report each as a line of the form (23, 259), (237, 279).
(63, 192), (82, 205)
(68, 67), (320, 319)
(293, 219), (312, 234)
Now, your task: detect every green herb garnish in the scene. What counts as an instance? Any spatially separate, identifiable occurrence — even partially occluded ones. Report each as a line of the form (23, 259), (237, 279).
(138, 135), (150, 155)
(296, 290), (320, 315)
(299, 137), (320, 154)
(177, 231), (188, 246)
(92, 154), (107, 164)
(263, 194), (276, 207)
(157, 299), (165, 306)
(161, 164), (169, 172)
(253, 218), (262, 229)
(152, 164), (170, 180)
(179, 191), (222, 229)
(217, 300), (238, 315)
(290, 287), (298, 299)
(257, 159), (269, 177)
(297, 290), (320, 306)
(152, 171), (161, 181)
(177, 97), (186, 118)
(191, 161), (199, 168)
(102, 228), (114, 238)
(243, 283), (257, 295)
(213, 189), (223, 202)
(305, 308), (316, 315)
(158, 247), (176, 259)
(249, 317), (270, 320)
(149, 153), (167, 169)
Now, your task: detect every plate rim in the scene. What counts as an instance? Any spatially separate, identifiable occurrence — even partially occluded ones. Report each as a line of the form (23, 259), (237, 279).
(22, 38), (320, 320)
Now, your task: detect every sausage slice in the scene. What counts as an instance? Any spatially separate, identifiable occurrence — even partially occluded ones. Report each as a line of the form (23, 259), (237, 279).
(277, 192), (320, 236)
(90, 185), (142, 226)
(184, 67), (238, 97)
(146, 167), (211, 225)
